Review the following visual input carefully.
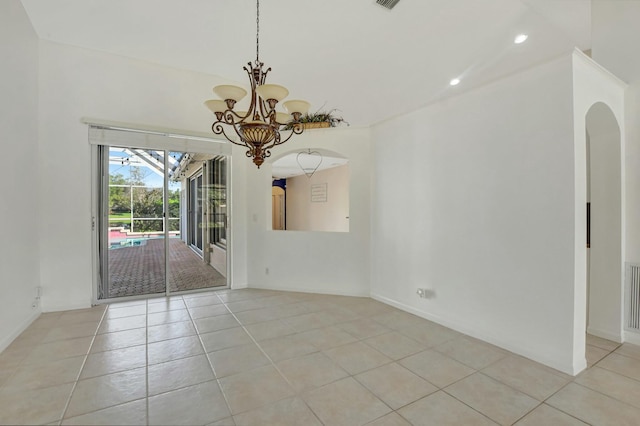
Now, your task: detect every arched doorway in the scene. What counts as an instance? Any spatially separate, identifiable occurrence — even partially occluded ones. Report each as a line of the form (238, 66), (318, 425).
(269, 148), (350, 232)
(272, 185), (286, 230)
(585, 102), (623, 344)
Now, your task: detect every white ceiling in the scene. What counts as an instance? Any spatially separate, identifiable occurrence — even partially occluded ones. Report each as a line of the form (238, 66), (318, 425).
(272, 151), (348, 179)
(20, 0), (591, 127)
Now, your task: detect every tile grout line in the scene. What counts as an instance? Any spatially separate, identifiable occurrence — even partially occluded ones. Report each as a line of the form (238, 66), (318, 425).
(439, 385), (512, 426)
(595, 360), (640, 383)
(0, 325), (47, 395)
(56, 309), (148, 421)
(537, 380), (593, 424)
(334, 304), (477, 424)
(514, 343), (620, 425)
(510, 401), (545, 425)
(184, 293), (236, 423)
(431, 365), (500, 424)
(565, 378), (640, 413)
(468, 372), (554, 424)
(245, 297), (433, 421)
(219, 296), (327, 424)
(416, 354), (555, 425)
(57, 305), (108, 425)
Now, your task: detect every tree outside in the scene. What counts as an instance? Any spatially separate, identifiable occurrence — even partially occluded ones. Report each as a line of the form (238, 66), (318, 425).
(109, 168), (180, 233)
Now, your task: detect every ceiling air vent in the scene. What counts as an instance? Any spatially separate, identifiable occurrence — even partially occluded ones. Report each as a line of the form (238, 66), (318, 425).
(376, 0), (400, 10)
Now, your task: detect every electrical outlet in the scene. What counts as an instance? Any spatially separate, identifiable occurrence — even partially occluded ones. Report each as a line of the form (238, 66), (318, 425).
(416, 288), (435, 299)
(32, 286), (42, 308)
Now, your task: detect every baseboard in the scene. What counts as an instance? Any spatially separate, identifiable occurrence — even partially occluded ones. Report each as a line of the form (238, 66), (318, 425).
(587, 326), (623, 343)
(624, 330), (640, 345)
(231, 282), (249, 290)
(250, 283), (369, 298)
(370, 292), (581, 376)
(42, 300), (92, 313)
(0, 309), (41, 353)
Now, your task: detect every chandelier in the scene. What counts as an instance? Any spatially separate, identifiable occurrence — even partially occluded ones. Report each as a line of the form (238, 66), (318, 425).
(204, 0), (310, 168)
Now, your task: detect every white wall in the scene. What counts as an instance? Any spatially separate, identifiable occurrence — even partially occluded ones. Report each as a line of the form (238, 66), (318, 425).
(591, 1), (640, 343)
(370, 56), (582, 374)
(592, 0), (640, 262)
(245, 127), (371, 296)
(37, 41), (249, 311)
(572, 51), (626, 363)
(586, 104), (622, 339)
(286, 164), (350, 232)
(0, 0), (41, 350)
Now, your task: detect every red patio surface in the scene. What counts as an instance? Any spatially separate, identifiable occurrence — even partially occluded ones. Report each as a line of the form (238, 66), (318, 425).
(107, 238), (226, 298)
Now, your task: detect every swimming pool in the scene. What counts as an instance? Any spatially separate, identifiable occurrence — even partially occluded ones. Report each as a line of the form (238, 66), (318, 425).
(109, 236), (180, 250)
(109, 238), (150, 249)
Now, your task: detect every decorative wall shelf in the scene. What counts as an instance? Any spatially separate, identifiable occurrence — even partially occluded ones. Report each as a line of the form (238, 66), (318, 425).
(302, 122), (331, 129)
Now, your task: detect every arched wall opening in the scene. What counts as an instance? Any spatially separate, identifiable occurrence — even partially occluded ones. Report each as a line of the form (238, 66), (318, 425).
(572, 50), (626, 374)
(268, 148), (350, 232)
(585, 102), (623, 344)
(242, 126), (371, 296)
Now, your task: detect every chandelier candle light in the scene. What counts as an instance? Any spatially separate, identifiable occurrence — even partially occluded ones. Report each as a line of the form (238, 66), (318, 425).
(205, 0), (311, 168)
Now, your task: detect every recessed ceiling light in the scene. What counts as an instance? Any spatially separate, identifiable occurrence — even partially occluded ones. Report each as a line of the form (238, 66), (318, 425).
(514, 34), (528, 44)
(449, 78), (461, 86)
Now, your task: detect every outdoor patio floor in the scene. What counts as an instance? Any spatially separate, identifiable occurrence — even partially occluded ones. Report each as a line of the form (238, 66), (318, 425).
(108, 238), (226, 297)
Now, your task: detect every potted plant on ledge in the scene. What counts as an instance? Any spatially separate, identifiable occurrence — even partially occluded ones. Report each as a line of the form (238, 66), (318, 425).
(285, 109), (349, 130)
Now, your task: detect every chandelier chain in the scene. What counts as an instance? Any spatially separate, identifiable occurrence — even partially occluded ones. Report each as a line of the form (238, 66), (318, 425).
(207, 0), (311, 168)
(256, 0), (260, 62)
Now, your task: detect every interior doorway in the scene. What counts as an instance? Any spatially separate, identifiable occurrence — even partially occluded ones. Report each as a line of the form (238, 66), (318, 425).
(272, 186), (285, 230)
(585, 102), (623, 342)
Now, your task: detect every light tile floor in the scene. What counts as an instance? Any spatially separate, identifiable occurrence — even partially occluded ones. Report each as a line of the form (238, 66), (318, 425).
(1, 289), (640, 425)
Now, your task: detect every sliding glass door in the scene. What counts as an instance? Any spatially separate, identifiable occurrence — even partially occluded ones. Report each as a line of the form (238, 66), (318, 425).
(97, 146), (228, 300)
(188, 172), (204, 254)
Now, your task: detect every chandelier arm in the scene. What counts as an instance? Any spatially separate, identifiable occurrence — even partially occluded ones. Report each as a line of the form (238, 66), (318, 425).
(223, 110), (251, 123)
(260, 67), (271, 84)
(260, 140), (278, 152)
(212, 122), (234, 141)
(257, 98), (271, 122)
(212, 122), (247, 147)
(243, 62), (254, 82)
(250, 91), (260, 121)
(257, 130), (281, 162)
(275, 124), (304, 145)
(244, 65), (261, 121)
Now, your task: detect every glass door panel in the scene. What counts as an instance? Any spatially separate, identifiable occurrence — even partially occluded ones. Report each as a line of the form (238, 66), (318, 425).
(206, 156), (228, 285)
(104, 146), (166, 298)
(188, 173), (204, 254)
(167, 155), (228, 292)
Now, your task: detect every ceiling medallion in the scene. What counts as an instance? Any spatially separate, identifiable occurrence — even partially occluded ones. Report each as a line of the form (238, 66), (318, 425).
(204, 0), (310, 168)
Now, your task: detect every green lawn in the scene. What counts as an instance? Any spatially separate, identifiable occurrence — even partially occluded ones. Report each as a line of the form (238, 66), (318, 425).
(109, 212), (132, 221)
